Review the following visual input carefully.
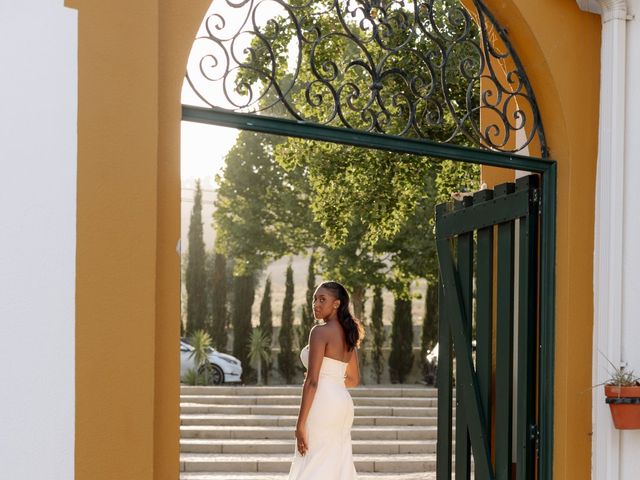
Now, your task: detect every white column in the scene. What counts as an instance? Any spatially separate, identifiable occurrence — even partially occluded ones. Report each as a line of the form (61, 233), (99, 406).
(576, 1), (636, 479)
(620, 0), (640, 476)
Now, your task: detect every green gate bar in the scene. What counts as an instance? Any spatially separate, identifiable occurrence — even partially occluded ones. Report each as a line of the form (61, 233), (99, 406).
(515, 176), (540, 480)
(495, 182), (516, 480)
(474, 188), (495, 480)
(455, 197), (474, 480)
(436, 263), (453, 479)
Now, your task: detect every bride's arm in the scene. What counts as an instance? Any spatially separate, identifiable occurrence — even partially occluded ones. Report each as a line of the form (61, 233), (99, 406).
(344, 347), (360, 388)
(295, 326), (326, 455)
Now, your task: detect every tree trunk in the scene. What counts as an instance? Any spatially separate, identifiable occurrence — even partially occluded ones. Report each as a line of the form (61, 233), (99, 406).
(257, 357), (262, 385)
(351, 285), (366, 320)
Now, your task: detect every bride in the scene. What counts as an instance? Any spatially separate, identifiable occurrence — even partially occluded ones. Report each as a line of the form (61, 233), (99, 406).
(287, 281), (364, 480)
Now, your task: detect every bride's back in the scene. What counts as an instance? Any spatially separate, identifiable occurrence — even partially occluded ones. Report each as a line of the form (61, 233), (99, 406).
(320, 320), (353, 363)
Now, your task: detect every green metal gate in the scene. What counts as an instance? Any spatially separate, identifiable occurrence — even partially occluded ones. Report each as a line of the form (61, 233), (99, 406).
(435, 175), (540, 480)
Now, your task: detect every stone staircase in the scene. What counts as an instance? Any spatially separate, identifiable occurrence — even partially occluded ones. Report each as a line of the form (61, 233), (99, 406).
(180, 384), (445, 480)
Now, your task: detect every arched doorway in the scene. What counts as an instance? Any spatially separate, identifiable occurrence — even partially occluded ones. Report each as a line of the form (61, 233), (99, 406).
(180, 0), (555, 477)
(70, 1), (600, 479)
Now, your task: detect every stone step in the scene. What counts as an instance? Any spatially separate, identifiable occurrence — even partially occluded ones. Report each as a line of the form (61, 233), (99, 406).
(180, 413), (437, 427)
(180, 438), (436, 455)
(180, 473), (436, 480)
(180, 403), (439, 417)
(180, 385), (436, 398)
(180, 453), (437, 473)
(180, 395), (437, 407)
(180, 425), (437, 441)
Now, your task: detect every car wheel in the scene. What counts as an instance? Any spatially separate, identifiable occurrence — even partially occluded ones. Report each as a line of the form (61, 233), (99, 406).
(199, 364), (224, 385)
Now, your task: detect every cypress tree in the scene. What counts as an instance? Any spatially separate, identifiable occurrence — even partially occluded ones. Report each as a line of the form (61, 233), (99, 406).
(388, 294), (414, 383)
(370, 286), (386, 384)
(420, 278), (439, 383)
(278, 263), (297, 383)
(231, 274), (255, 382)
(298, 255), (316, 350)
(210, 252), (228, 351)
(258, 276), (274, 384)
(185, 179), (208, 336)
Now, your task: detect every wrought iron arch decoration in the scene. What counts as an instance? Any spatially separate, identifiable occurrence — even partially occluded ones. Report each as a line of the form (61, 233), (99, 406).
(185, 0), (547, 156)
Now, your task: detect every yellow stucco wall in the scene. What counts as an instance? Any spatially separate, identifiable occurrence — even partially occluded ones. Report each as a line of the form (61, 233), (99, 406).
(69, 0), (600, 478)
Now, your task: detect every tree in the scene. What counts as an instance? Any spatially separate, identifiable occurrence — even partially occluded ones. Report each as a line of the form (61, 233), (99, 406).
(248, 327), (272, 385)
(185, 179), (207, 336)
(278, 262), (297, 383)
(297, 255), (316, 351)
(214, 130), (319, 276)
(370, 286), (386, 384)
(420, 278), (439, 385)
(209, 250), (229, 351)
(389, 292), (414, 383)
(258, 276), (274, 384)
(231, 274), (255, 382)
(420, 280), (439, 356)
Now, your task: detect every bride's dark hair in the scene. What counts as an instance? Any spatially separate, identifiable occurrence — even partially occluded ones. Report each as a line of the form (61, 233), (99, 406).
(318, 281), (364, 350)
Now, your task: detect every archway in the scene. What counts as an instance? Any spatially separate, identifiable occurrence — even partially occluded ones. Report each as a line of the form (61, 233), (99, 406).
(70, 1), (599, 479)
(180, 0), (555, 477)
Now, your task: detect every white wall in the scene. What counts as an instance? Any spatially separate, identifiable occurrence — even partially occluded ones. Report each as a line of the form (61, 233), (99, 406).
(0, 2), (77, 479)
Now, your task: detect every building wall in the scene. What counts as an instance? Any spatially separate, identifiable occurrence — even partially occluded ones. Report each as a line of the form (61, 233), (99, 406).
(0, 0), (602, 479)
(72, 0), (601, 478)
(0, 2), (77, 479)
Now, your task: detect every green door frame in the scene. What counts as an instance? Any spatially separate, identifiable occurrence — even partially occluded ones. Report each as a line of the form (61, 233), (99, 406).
(181, 104), (557, 480)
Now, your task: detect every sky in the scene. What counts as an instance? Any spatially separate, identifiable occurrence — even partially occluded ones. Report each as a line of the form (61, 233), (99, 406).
(180, 121), (237, 186)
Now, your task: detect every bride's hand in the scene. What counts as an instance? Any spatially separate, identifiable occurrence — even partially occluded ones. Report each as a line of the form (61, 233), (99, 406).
(295, 425), (308, 456)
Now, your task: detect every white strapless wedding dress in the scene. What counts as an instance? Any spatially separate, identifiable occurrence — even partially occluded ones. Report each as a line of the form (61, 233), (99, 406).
(287, 344), (358, 480)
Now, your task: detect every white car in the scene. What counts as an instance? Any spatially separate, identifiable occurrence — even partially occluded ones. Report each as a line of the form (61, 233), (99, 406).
(180, 339), (242, 385)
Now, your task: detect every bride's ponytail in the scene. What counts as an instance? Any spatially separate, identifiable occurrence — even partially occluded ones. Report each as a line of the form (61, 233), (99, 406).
(318, 281), (364, 350)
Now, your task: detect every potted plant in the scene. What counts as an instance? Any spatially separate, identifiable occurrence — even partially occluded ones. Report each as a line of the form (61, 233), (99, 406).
(604, 361), (640, 430)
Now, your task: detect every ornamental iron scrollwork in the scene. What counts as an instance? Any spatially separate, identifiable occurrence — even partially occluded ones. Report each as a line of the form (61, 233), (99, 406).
(185, 0), (547, 157)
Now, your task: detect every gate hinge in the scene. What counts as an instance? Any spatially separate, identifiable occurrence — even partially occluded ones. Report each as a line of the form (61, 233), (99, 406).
(529, 424), (540, 449)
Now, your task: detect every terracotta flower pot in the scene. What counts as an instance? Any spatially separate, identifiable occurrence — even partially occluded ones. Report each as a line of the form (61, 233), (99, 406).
(605, 385), (640, 430)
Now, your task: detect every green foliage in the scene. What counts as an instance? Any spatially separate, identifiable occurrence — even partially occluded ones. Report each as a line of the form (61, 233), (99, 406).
(297, 255), (316, 351)
(214, 131), (319, 276)
(231, 274), (256, 382)
(185, 180), (208, 336)
(370, 286), (386, 384)
(389, 293), (414, 383)
(276, 140), (435, 249)
(258, 276), (274, 384)
(188, 330), (213, 384)
(248, 327), (272, 385)
(183, 368), (207, 386)
(278, 263), (297, 383)
(601, 353), (640, 387)
(434, 160), (482, 204)
(209, 251), (229, 352)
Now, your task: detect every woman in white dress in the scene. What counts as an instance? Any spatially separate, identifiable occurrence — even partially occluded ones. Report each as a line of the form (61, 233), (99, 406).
(287, 281), (364, 480)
